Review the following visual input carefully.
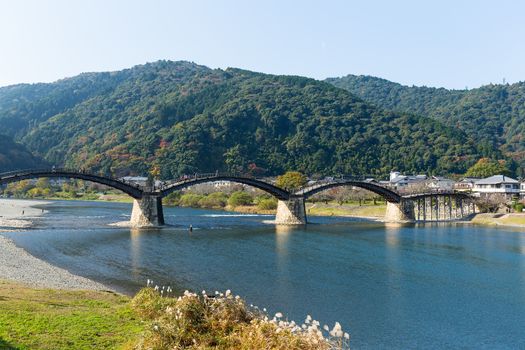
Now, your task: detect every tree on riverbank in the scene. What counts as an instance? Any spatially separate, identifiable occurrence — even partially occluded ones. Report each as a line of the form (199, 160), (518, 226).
(228, 191), (253, 207)
(276, 171), (307, 192)
(465, 158), (510, 178)
(0, 178), (111, 200)
(475, 194), (508, 213)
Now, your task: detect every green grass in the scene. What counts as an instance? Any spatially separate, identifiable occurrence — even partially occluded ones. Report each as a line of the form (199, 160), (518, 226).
(0, 281), (142, 350)
(229, 201), (387, 218)
(34, 193), (133, 203)
(471, 213), (525, 227)
(306, 202), (386, 218)
(499, 215), (525, 225)
(0, 282), (348, 350)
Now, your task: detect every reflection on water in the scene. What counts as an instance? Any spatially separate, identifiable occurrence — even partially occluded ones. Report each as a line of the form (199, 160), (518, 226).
(130, 228), (142, 278)
(384, 222), (402, 247)
(3, 200), (525, 349)
(275, 224), (293, 255)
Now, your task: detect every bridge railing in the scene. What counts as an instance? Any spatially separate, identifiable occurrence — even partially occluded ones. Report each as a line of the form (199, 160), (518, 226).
(156, 172), (278, 191)
(1, 168), (277, 191)
(401, 189), (466, 198)
(0, 168), (59, 178)
(299, 176), (388, 188)
(0, 168), (143, 189)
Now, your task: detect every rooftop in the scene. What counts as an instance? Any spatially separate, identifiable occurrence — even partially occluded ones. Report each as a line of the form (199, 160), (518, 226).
(475, 175), (519, 185)
(460, 177), (480, 182)
(390, 174), (427, 183)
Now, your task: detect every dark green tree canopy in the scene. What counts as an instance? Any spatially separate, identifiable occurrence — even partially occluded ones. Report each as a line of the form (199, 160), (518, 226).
(0, 134), (46, 171)
(327, 74), (525, 176)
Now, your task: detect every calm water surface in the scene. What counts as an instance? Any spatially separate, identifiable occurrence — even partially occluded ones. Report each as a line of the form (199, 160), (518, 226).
(3, 200), (525, 349)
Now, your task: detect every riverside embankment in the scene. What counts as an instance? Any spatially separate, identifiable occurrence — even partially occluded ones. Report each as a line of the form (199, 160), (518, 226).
(470, 212), (525, 228)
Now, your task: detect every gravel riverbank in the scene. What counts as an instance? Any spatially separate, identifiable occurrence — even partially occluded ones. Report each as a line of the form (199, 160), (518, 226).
(0, 199), (112, 291)
(0, 198), (49, 231)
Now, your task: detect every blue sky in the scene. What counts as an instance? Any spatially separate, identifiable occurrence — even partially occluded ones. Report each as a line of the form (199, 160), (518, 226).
(1, 0), (524, 89)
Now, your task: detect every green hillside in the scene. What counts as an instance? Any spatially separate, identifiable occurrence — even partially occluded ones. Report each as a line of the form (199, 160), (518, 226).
(0, 61), (479, 178)
(327, 75), (525, 173)
(0, 135), (46, 172)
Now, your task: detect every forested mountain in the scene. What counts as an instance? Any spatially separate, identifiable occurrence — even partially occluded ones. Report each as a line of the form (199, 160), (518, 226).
(326, 75), (525, 173)
(0, 135), (46, 171)
(0, 73), (129, 138)
(0, 61), (479, 178)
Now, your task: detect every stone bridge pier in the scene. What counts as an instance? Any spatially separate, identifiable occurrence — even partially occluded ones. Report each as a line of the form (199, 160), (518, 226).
(275, 196), (307, 224)
(130, 194), (165, 227)
(384, 199), (415, 222)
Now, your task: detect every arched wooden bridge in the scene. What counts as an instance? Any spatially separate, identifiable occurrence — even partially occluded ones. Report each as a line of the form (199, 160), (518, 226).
(0, 169), (477, 227)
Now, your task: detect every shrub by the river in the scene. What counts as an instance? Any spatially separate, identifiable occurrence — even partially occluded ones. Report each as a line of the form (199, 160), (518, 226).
(199, 192), (229, 208)
(130, 286), (350, 350)
(227, 191), (253, 207)
(257, 197), (278, 210)
(179, 194), (206, 207)
(163, 191), (181, 206)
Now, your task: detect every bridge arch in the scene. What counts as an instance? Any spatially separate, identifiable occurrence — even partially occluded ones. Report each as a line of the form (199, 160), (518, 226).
(297, 180), (401, 203)
(0, 169), (144, 199)
(160, 175), (291, 200)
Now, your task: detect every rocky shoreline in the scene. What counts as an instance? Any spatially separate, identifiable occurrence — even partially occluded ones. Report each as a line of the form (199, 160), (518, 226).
(0, 199), (112, 291)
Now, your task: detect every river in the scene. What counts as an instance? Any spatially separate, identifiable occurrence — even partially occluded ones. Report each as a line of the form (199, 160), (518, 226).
(2, 199), (525, 349)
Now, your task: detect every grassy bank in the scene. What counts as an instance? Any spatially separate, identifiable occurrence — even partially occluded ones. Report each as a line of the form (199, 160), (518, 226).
(0, 281), (141, 350)
(226, 204), (276, 215)
(2, 193), (133, 204)
(471, 213), (525, 227)
(42, 193), (133, 203)
(0, 281), (349, 349)
(306, 203), (386, 218)
(213, 202), (386, 218)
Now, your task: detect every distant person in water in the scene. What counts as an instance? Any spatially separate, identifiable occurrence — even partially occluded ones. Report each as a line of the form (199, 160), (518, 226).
(21, 210), (24, 215)
(189, 224), (193, 232)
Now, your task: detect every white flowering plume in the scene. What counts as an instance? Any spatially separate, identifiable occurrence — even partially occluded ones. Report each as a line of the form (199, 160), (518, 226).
(133, 283), (350, 350)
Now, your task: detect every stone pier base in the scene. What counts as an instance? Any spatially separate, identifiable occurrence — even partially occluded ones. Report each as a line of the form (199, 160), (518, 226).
(130, 195), (165, 227)
(275, 197), (306, 225)
(384, 200), (415, 223)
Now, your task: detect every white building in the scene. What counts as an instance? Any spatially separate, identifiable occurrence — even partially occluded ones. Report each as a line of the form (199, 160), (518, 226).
(472, 175), (520, 198)
(521, 182), (525, 198)
(388, 171), (427, 192)
(120, 176), (148, 186)
(120, 176), (164, 188)
(427, 176), (455, 192)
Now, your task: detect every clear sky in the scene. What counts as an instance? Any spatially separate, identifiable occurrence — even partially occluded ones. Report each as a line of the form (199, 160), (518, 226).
(1, 0), (524, 89)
